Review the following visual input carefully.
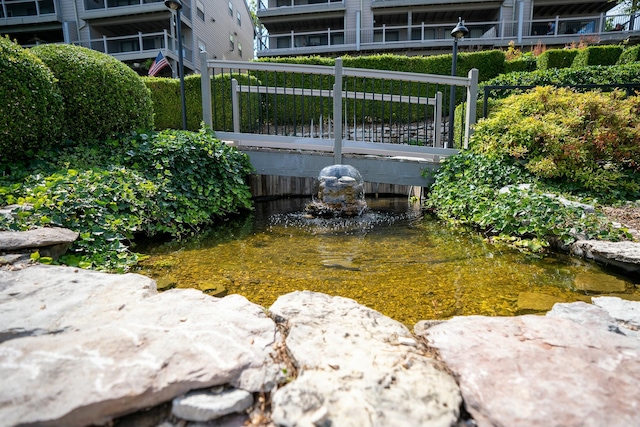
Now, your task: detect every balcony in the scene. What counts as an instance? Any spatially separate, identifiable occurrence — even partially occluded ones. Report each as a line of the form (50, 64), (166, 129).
(0, 0), (60, 25)
(81, 0), (191, 22)
(257, 12), (639, 57)
(73, 30), (193, 65)
(257, 0), (344, 19)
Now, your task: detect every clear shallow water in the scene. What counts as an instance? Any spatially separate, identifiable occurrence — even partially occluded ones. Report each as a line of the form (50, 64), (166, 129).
(136, 197), (639, 326)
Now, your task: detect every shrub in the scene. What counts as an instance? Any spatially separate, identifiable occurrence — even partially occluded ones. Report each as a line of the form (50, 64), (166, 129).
(144, 76), (181, 130)
(0, 36), (63, 161)
(471, 86), (640, 201)
(618, 45), (640, 64)
(425, 152), (629, 250)
(30, 44), (153, 141)
(504, 56), (537, 74)
(572, 45), (623, 67)
(537, 48), (579, 70)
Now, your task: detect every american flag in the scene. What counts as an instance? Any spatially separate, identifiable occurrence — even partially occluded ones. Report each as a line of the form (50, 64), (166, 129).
(148, 51), (170, 76)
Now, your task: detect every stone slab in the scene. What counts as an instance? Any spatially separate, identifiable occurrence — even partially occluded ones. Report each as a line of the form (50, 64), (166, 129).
(269, 291), (461, 427)
(0, 265), (282, 427)
(421, 309), (640, 427)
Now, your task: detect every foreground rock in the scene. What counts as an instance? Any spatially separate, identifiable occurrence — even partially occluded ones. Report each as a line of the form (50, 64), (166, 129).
(269, 291), (461, 427)
(0, 265), (283, 427)
(419, 298), (640, 427)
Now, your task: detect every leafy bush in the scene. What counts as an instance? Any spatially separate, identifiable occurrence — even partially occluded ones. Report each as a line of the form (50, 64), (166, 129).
(425, 152), (630, 250)
(471, 86), (640, 202)
(0, 129), (253, 271)
(30, 44), (153, 141)
(537, 49), (579, 70)
(618, 45), (640, 64)
(0, 36), (63, 161)
(144, 76), (181, 130)
(572, 45), (623, 68)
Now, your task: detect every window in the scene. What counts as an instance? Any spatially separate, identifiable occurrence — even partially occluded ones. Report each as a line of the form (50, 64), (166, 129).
(237, 11), (241, 26)
(196, 0), (204, 21)
(229, 33), (234, 51)
(238, 42), (242, 57)
(228, 0), (233, 17)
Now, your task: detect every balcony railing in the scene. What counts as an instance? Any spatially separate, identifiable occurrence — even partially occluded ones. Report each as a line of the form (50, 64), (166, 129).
(81, 0), (191, 21)
(257, 12), (639, 55)
(73, 30), (193, 63)
(0, 0), (57, 19)
(257, 0), (341, 11)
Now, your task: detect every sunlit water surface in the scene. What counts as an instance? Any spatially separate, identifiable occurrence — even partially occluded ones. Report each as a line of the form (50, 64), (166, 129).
(136, 197), (639, 326)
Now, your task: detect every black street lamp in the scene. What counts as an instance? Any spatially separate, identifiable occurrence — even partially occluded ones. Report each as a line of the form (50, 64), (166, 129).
(448, 17), (468, 148)
(165, 0), (187, 130)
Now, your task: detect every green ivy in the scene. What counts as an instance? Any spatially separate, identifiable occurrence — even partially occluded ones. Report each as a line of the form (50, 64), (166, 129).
(0, 128), (254, 272)
(425, 152), (630, 251)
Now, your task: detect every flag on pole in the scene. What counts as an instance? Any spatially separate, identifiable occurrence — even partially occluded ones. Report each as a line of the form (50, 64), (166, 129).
(148, 51), (170, 76)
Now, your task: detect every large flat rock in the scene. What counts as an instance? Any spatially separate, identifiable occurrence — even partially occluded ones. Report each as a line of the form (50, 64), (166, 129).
(0, 265), (282, 427)
(269, 291), (461, 427)
(419, 302), (640, 427)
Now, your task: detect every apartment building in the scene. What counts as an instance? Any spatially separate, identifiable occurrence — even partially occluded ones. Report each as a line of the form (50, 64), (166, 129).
(256, 0), (636, 57)
(0, 0), (255, 75)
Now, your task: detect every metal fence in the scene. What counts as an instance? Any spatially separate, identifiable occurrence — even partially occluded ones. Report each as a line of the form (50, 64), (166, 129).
(201, 54), (479, 163)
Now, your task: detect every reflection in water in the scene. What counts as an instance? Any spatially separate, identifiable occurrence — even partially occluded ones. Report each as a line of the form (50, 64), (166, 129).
(136, 197), (639, 326)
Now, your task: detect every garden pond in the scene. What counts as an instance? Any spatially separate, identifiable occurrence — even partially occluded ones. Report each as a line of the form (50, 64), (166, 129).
(137, 197), (640, 326)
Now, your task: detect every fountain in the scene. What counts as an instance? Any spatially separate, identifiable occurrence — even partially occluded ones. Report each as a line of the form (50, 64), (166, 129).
(305, 164), (368, 217)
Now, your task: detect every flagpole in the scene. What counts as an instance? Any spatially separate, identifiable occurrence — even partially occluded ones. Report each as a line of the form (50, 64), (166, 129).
(166, 0), (187, 130)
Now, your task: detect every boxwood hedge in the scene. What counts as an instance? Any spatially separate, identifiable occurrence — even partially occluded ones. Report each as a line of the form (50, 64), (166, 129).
(0, 36), (63, 161)
(30, 44), (153, 142)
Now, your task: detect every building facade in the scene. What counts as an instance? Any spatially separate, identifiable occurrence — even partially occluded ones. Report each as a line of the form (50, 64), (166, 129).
(256, 0), (637, 58)
(0, 0), (255, 75)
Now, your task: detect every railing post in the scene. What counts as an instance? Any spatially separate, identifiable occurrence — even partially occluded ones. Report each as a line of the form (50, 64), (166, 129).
(464, 68), (479, 150)
(138, 32), (143, 52)
(200, 51), (212, 129)
(517, 1), (523, 43)
(434, 91), (442, 148)
(231, 78), (240, 133)
(102, 35), (108, 53)
(333, 58), (343, 164)
(356, 11), (361, 50)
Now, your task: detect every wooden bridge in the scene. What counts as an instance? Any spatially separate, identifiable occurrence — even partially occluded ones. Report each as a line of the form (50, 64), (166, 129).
(200, 55), (478, 188)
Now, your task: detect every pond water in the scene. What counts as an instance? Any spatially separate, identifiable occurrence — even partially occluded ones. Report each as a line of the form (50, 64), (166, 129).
(136, 197), (639, 326)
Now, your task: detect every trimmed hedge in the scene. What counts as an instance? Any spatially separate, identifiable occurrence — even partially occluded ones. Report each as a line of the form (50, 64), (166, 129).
(618, 45), (640, 64)
(481, 62), (640, 97)
(572, 45), (623, 68)
(504, 56), (537, 74)
(30, 44), (153, 141)
(144, 73), (261, 132)
(537, 49), (579, 70)
(0, 36), (63, 161)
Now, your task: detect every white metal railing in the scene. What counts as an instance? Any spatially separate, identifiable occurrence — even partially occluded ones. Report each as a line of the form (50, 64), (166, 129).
(0, 0), (57, 18)
(72, 30), (193, 62)
(200, 53), (478, 163)
(257, 12), (639, 54)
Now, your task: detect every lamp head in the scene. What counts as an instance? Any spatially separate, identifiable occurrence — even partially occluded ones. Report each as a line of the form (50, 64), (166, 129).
(165, 0), (183, 11)
(451, 17), (469, 39)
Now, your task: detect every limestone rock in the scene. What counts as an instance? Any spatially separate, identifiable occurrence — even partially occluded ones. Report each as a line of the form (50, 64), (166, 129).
(421, 309), (640, 427)
(0, 227), (79, 259)
(570, 240), (640, 274)
(592, 296), (640, 329)
(269, 291), (461, 427)
(0, 265), (282, 427)
(172, 388), (253, 422)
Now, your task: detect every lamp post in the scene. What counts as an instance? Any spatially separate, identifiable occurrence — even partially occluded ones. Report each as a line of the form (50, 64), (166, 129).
(448, 17), (468, 148)
(165, 0), (187, 130)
